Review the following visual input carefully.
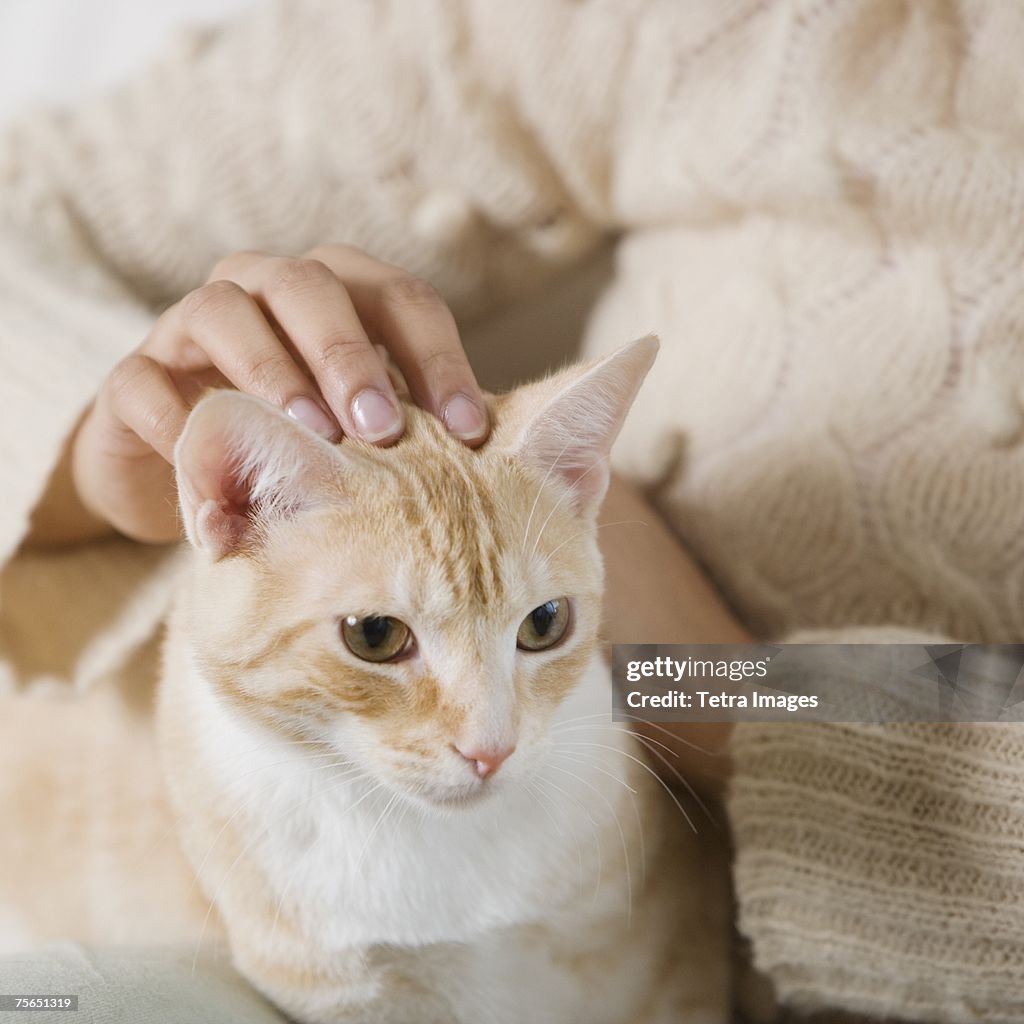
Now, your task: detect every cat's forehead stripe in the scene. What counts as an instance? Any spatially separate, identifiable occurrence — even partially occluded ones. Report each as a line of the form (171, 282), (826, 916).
(391, 436), (507, 608)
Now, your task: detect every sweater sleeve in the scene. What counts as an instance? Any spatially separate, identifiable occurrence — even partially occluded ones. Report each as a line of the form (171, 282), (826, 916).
(728, 627), (1024, 1024)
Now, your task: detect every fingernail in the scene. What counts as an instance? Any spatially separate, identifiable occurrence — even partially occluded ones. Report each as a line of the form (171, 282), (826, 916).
(442, 393), (487, 441)
(351, 389), (402, 442)
(286, 396), (339, 439)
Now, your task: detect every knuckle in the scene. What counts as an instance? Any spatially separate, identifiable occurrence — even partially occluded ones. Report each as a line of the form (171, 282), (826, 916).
(106, 354), (156, 405)
(379, 275), (444, 314)
(210, 249), (269, 279)
(304, 242), (362, 262)
(181, 279), (247, 326)
(242, 351), (292, 396)
(144, 401), (182, 446)
(418, 345), (467, 379)
(310, 330), (372, 374)
(268, 258), (334, 296)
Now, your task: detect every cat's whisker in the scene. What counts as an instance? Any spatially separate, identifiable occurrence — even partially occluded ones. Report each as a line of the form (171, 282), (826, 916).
(548, 710), (619, 730)
(553, 711), (717, 758)
(190, 771), (379, 974)
(612, 712), (716, 755)
(522, 430), (581, 550)
(546, 759), (635, 929)
(531, 773), (605, 912)
(591, 727), (680, 763)
(549, 750), (647, 893)
(199, 746), (351, 788)
(392, 786), (416, 833)
(204, 736), (331, 755)
(524, 779), (585, 900)
(555, 740), (698, 834)
(548, 721), (716, 825)
(548, 751), (638, 796)
(536, 519), (650, 569)
(553, 720), (682, 759)
(529, 458), (603, 559)
(628, 732), (717, 828)
(352, 792), (400, 879)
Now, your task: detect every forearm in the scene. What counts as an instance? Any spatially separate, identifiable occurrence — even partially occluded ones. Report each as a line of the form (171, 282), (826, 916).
(598, 475), (749, 645)
(598, 475), (749, 792)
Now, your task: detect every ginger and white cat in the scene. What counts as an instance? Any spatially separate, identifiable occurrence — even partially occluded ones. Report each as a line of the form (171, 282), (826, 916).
(3, 338), (729, 1022)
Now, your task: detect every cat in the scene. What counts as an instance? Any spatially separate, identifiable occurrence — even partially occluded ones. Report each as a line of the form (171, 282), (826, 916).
(0, 338), (729, 1020)
(86, 336), (727, 1022)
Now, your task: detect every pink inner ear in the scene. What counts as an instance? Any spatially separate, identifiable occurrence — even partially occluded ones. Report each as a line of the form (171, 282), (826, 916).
(195, 500), (251, 555)
(185, 424), (260, 517)
(192, 453), (270, 555)
(176, 391), (348, 558)
(545, 460), (609, 511)
(565, 461), (610, 503)
(220, 464), (255, 517)
(176, 419), (263, 557)
(510, 338), (658, 515)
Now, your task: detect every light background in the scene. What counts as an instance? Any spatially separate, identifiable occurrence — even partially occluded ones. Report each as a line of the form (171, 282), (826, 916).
(0, 0), (253, 127)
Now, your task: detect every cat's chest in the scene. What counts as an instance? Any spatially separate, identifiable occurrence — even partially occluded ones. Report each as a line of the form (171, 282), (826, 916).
(255, 782), (589, 948)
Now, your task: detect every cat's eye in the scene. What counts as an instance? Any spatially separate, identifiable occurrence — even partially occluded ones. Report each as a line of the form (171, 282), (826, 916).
(516, 599), (571, 652)
(341, 615), (412, 662)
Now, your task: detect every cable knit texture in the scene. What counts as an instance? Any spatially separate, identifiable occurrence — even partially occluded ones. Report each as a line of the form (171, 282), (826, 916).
(2, 1), (1024, 1020)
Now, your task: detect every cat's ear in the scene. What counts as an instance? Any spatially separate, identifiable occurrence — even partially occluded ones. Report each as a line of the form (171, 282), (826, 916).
(506, 335), (658, 515)
(174, 391), (342, 559)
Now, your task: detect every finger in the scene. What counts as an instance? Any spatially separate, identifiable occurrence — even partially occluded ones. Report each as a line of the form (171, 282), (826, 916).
(172, 279), (340, 440)
(374, 343), (412, 400)
(213, 253), (404, 445)
(305, 246), (489, 447)
(100, 353), (190, 463)
(372, 276), (489, 446)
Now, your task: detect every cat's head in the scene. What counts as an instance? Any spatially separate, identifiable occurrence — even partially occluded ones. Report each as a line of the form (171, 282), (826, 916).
(173, 337), (656, 809)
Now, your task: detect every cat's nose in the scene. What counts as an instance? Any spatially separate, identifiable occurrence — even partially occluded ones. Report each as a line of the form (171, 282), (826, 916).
(454, 742), (516, 779)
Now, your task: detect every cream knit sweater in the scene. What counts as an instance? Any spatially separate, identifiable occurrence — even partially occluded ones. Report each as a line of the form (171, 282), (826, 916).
(3, 1), (1024, 1020)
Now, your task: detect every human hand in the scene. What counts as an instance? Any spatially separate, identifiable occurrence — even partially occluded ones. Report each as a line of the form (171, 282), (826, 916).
(70, 246), (489, 543)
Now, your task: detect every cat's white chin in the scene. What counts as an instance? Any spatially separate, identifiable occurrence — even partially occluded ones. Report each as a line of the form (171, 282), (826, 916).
(406, 779), (496, 810)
